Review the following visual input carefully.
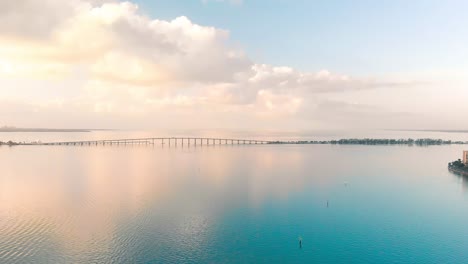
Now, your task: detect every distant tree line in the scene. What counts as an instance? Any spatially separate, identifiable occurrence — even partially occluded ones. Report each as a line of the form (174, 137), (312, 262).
(0, 141), (21, 146)
(448, 159), (468, 175)
(270, 138), (468, 145)
(450, 159), (466, 168)
(0, 141), (36, 146)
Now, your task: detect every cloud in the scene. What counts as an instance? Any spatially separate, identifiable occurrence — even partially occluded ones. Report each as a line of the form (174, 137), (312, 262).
(0, 2), (251, 85)
(0, 0), (416, 130)
(0, 0), (77, 39)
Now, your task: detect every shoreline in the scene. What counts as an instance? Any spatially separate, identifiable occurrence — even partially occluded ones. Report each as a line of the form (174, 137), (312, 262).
(0, 129), (91, 133)
(448, 165), (468, 177)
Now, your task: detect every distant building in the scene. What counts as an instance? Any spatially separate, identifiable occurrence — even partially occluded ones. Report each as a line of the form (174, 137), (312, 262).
(464, 151), (468, 165)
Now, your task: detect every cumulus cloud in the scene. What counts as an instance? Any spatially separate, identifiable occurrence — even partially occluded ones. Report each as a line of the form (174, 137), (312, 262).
(0, 0), (411, 129)
(0, 2), (251, 85)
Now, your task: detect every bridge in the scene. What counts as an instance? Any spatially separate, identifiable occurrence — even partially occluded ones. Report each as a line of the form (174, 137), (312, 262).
(40, 137), (276, 147)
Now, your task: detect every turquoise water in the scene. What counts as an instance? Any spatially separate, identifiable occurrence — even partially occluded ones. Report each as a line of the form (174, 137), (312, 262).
(1, 143), (468, 263)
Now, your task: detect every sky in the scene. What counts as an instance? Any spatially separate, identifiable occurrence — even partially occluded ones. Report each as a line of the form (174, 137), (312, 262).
(0, 0), (467, 131)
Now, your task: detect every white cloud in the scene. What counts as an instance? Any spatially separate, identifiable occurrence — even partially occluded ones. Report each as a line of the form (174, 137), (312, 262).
(0, 0), (423, 130)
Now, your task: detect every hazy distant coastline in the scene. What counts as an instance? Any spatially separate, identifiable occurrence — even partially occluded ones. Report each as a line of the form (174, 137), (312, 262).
(388, 129), (468, 134)
(0, 127), (91, 133)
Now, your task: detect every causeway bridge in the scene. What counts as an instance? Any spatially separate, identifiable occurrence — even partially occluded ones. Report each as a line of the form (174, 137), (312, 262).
(40, 137), (275, 147)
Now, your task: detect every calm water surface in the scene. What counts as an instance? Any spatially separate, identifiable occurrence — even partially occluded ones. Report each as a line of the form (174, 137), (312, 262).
(1, 140), (468, 263)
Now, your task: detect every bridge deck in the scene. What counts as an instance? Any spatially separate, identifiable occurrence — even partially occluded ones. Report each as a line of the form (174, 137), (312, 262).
(41, 137), (275, 146)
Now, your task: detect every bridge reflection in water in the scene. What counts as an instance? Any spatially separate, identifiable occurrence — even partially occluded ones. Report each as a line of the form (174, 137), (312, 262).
(42, 137), (274, 147)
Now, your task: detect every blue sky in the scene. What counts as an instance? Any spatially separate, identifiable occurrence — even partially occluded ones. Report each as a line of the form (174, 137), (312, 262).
(134, 0), (468, 76)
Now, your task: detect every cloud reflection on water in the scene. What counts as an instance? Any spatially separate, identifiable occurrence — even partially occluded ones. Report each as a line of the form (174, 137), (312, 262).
(1, 144), (465, 262)
(0, 145), (334, 262)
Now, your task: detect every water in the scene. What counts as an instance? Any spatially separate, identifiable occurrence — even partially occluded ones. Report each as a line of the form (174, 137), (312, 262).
(1, 132), (468, 263)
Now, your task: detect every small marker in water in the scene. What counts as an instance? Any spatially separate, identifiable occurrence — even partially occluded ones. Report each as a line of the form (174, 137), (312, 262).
(299, 237), (302, 248)
(327, 200), (329, 208)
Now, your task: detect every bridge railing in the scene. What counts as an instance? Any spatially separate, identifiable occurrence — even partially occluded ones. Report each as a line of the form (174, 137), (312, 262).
(41, 137), (276, 146)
